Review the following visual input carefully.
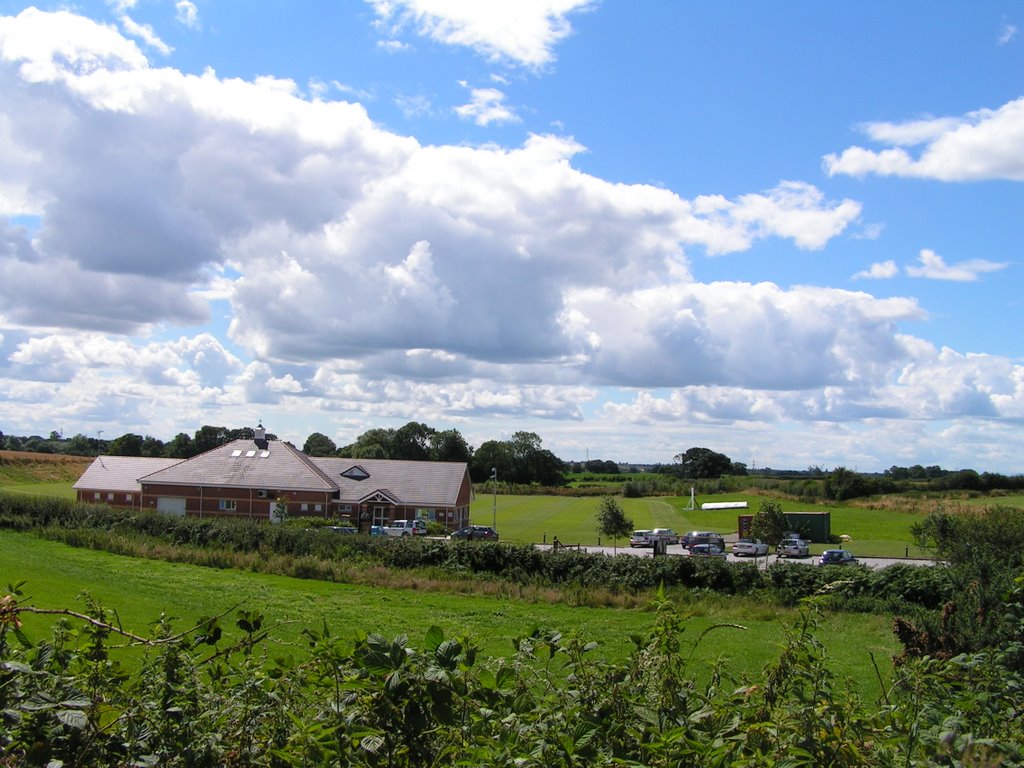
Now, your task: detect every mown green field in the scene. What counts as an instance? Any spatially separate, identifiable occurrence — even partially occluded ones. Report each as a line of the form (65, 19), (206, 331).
(0, 481), (77, 499)
(1, 531), (899, 698)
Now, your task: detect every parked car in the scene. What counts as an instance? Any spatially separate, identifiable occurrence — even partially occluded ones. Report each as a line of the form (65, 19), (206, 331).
(385, 519), (428, 537)
(679, 531), (704, 547)
(326, 525), (358, 535)
(630, 530), (655, 548)
(689, 543), (727, 558)
(449, 525), (499, 541)
(731, 538), (769, 557)
(777, 538), (810, 558)
(685, 533), (725, 552)
(818, 549), (858, 566)
(369, 525), (385, 536)
(650, 528), (680, 545)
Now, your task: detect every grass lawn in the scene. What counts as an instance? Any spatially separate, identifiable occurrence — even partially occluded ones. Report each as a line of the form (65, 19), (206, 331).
(0, 481), (77, 500)
(1, 531), (900, 699)
(963, 494), (1024, 510)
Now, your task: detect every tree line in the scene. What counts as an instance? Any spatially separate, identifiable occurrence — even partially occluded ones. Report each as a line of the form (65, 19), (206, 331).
(0, 423), (564, 486)
(3, 425), (1020, 496)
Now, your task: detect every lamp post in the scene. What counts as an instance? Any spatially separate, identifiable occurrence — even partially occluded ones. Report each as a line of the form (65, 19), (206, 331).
(490, 467), (497, 531)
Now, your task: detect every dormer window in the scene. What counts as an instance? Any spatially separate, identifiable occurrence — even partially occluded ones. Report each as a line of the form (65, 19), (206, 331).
(341, 465), (370, 481)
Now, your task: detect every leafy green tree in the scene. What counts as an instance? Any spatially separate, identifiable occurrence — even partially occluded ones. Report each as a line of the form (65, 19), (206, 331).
(673, 447), (733, 478)
(471, 440), (513, 483)
(428, 429), (473, 462)
(750, 498), (789, 548)
(165, 432), (193, 459)
(531, 448), (566, 486)
(392, 421), (434, 460)
(140, 436), (165, 457)
(823, 466), (870, 501)
(303, 432), (337, 457)
(23, 437), (51, 453)
(193, 425), (228, 454)
(596, 496), (634, 553)
(63, 433), (93, 455)
(901, 506), (1024, 657)
(341, 427), (395, 458)
(109, 433), (143, 457)
(352, 441), (387, 459)
(505, 431), (566, 485)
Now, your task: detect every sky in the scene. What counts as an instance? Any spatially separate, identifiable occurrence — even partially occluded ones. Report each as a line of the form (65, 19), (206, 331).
(0, 1), (1022, 474)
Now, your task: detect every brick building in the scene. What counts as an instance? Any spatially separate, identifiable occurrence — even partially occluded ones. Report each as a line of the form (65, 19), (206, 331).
(74, 426), (473, 530)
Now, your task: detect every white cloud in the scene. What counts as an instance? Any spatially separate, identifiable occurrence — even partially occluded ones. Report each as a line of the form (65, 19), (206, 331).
(118, 14), (172, 56)
(906, 248), (1008, 281)
(377, 38), (412, 53)
(601, 341), (1024, 427)
(998, 22), (1018, 45)
(394, 92), (434, 118)
(454, 82), (520, 126)
(366, 0), (595, 68)
(825, 97), (1024, 181)
(692, 181), (861, 253)
(853, 260), (898, 280)
(1, 8), (1020, 472)
(176, 1), (199, 29)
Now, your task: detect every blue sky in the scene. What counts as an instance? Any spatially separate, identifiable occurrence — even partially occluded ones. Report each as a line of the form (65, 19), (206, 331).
(0, 1), (1021, 473)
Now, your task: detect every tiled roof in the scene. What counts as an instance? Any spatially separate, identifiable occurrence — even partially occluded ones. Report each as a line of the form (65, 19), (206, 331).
(313, 457), (470, 508)
(140, 439), (338, 492)
(99, 438), (471, 507)
(74, 456), (182, 492)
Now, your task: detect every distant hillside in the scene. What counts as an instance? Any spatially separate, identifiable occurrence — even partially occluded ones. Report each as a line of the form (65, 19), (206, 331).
(0, 450), (92, 485)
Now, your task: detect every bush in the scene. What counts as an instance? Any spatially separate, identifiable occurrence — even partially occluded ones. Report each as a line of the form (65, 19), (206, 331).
(2, 586), (1022, 767)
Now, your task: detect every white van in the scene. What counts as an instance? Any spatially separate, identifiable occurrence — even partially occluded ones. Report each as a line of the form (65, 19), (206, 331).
(385, 519), (428, 537)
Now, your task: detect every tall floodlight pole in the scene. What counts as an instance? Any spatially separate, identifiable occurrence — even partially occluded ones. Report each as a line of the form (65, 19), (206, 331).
(490, 467), (498, 531)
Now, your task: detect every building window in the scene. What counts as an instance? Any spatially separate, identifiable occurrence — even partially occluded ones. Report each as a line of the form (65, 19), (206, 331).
(125, 494), (133, 502)
(107, 493), (114, 501)
(340, 504), (352, 512)
(94, 492), (101, 500)
(314, 503), (322, 512)
(300, 503), (309, 512)
(218, 500), (237, 511)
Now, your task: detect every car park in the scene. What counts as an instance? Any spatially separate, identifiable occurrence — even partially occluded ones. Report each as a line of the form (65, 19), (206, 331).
(818, 549), (858, 566)
(731, 538), (769, 557)
(630, 530), (655, 548)
(689, 543), (727, 558)
(449, 525), (499, 541)
(776, 538), (810, 558)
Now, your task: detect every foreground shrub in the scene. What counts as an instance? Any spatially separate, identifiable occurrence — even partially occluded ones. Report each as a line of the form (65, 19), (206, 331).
(2, 582), (1023, 767)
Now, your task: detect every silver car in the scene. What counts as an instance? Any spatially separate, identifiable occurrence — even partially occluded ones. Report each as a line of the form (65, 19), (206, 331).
(776, 538), (809, 558)
(731, 538), (768, 557)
